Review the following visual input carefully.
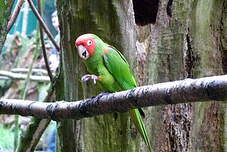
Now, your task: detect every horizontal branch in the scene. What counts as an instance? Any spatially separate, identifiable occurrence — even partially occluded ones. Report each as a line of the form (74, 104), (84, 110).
(0, 70), (50, 82)
(11, 68), (48, 75)
(0, 75), (227, 120)
(0, 76), (10, 80)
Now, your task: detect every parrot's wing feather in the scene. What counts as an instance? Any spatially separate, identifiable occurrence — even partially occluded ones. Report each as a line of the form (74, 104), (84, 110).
(103, 46), (145, 117)
(103, 45), (151, 151)
(103, 46), (137, 90)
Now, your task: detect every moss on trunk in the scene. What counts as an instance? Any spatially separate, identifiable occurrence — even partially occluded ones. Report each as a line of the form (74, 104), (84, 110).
(190, 0), (225, 151)
(57, 0), (134, 151)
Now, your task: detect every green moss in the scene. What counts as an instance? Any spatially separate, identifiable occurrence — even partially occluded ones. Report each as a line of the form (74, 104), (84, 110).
(0, 126), (14, 150)
(0, 0), (14, 51)
(191, 0), (223, 77)
(190, 0), (225, 151)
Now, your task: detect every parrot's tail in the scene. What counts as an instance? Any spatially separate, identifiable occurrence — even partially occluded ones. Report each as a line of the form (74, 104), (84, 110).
(129, 109), (152, 152)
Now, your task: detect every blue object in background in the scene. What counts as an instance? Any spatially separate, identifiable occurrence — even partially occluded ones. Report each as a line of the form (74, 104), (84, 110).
(43, 0), (58, 37)
(9, 0), (38, 36)
(45, 123), (56, 152)
(9, 0), (57, 37)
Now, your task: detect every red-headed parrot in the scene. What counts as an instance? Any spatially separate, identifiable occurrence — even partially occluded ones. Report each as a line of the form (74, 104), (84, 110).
(75, 33), (151, 151)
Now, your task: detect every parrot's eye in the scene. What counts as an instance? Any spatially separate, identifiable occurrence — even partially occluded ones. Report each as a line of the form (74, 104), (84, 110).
(87, 40), (92, 46)
(77, 45), (90, 60)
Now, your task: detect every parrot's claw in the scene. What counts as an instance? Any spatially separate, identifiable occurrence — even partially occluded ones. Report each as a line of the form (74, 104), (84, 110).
(81, 74), (99, 84)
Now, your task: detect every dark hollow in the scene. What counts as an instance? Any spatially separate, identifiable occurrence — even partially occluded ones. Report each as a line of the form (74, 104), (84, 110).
(132, 0), (160, 25)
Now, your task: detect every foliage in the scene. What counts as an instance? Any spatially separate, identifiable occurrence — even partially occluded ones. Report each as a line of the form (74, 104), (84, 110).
(0, 17), (52, 152)
(0, 0), (14, 51)
(0, 126), (14, 150)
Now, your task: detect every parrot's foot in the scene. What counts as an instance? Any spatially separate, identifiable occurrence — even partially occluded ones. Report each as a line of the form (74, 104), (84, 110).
(81, 74), (99, 84)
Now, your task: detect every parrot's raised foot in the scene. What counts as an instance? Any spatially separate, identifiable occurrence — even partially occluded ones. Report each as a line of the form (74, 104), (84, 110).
(81, 74), (99, 84)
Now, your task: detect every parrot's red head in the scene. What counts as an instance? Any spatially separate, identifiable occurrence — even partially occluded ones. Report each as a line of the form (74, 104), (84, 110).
(75, 34), (96, 60)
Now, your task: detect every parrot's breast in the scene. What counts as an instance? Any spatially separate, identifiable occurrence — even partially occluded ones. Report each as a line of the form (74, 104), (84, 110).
(85, 59), (122, 92)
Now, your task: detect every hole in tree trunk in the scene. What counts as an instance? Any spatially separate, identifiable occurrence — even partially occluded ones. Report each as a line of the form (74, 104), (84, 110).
(166, 0), (173, 17)
(132, 0), (159, 25)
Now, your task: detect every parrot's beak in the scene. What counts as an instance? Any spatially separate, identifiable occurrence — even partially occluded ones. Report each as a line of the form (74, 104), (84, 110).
(77, 45), (90, 60)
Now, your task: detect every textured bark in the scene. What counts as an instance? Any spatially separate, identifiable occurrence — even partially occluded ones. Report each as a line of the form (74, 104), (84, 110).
(0, 75), (227, 119)
(221, 1), (227, 151)
(56, 0), (226, 152)
(190, 0), (226, 151)
(134, 0), (226, 152)
(134, 1), (192, 151)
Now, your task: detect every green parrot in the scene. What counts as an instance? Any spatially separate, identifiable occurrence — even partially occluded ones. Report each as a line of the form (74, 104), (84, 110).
(75, 33), (151, 151)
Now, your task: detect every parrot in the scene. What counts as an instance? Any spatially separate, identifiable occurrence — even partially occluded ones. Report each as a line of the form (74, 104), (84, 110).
(75, 33), (151, 151)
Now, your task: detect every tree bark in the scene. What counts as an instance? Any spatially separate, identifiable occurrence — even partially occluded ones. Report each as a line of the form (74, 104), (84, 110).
(190, 0), (226, 151)
(56, 0), (227, 151)
(0, 75), (227, 119)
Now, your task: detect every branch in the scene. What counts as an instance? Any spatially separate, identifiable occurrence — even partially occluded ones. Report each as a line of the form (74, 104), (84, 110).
(15, 84), (54, 152)
(0, 76), (10, 80)
(0, 75), (227, 119)
(27, 0), (60, 50)
(37, 0), (53, 82)
(0, 70), (50, 82)
(11, 68), (48, 75)
(7, 0), (25, 32)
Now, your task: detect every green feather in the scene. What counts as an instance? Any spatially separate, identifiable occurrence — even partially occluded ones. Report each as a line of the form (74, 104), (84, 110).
(83, 34), (151, 151)
(102, 46), (151, 151)
(103, 46), (137, 89)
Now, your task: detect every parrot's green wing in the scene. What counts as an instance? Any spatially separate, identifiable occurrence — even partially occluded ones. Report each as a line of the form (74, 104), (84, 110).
(102, 46), (136, 90)
(103, 46), (151, 151)
(102, 45), (144, 117)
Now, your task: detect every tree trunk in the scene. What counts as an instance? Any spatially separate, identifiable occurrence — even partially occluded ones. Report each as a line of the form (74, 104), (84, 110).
(57, 0), (226, 151)
(190, 0), (226, 151)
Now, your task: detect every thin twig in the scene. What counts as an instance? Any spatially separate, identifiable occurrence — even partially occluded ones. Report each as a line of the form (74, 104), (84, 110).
(37, 0), (53, 82)
(0, 76), (10, 80)
(0, 75), (227, 119)
(7, 0), (25, 32)
(27, 0), (60, 51)
(15, 84), (54, 152)
(11, 68), (48, 75)
(14, 37), (41, 150)
(15, 119), (51, 152)
(0, 70), (50, 82)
